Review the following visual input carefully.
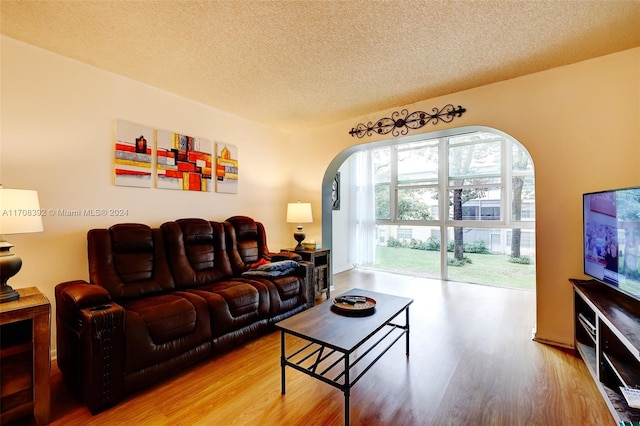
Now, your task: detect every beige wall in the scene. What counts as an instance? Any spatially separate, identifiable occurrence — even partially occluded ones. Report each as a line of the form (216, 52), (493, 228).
(2, 34), (638, 352)
(0, 37), (300, 354)
(291, 48), (640, 347)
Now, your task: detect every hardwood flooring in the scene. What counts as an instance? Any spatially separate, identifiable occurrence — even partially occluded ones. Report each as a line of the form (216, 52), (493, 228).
(19, 269), (614, 425)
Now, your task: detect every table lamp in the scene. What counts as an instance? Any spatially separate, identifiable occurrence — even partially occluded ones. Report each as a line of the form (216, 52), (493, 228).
(286, 202), (313, 251)
(0, 187), (44, 303)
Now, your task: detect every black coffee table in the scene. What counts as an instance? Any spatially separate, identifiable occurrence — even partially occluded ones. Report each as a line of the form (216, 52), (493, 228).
(275, 288), (413, 425)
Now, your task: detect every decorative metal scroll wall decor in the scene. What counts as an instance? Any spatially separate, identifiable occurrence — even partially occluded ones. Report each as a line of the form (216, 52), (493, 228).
(349, 104), (467, 138)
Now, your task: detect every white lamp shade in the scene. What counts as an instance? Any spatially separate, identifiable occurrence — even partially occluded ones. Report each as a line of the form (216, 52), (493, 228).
(286, 202), (313, 223)
(0, 188), (44, 235)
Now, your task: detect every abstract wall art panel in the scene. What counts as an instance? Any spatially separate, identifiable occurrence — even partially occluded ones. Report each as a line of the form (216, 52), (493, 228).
(215, 143), (238, 194)
(156, 130), (212, 191)
(114, 120), (153, 187)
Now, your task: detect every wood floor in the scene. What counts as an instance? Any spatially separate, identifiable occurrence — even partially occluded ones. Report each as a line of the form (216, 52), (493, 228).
(21, 269), (614, 425)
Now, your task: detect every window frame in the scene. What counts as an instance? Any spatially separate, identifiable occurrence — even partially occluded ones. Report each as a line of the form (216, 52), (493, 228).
(373, 131), (535, 231)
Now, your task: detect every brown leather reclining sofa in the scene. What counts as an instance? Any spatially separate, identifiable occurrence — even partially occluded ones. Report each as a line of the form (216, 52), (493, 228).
(55, 216), (313, 414)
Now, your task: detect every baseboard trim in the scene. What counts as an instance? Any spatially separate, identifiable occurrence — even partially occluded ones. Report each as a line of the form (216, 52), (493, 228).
(532, 336), (575, 350)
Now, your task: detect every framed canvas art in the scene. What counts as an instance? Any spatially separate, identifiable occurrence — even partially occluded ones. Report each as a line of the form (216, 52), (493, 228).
(156, 130), (213, 191)
(215, 143), (238, 193)
(114, 120), (153, 187)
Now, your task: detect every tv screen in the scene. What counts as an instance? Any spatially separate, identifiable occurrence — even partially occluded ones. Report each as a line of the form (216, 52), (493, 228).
(583, 186), (640, 301)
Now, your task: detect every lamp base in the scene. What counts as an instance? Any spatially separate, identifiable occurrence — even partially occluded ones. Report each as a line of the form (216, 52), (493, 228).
(0, 284), (19, 303)
(0, 241), (22, 303)
(293, 226), (306, 251)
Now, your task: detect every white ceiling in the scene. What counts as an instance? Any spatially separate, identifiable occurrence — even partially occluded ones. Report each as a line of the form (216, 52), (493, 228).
(2, 0), (639, 132)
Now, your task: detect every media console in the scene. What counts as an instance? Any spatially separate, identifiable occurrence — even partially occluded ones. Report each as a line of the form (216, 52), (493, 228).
(571, 278), (640, 424)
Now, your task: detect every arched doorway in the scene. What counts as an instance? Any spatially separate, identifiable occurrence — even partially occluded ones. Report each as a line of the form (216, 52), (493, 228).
(322, 126), (536, 290)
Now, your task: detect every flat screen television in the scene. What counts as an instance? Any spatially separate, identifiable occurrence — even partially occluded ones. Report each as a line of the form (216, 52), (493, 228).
(583, 186), (640, 301)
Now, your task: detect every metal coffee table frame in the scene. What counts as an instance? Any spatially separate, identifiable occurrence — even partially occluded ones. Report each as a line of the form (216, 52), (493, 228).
(275, 288), (413, 425)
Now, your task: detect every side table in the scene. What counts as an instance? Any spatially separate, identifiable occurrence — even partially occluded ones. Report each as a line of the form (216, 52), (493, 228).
(0, 287), (51, 425)
(282, 248), (331, 299)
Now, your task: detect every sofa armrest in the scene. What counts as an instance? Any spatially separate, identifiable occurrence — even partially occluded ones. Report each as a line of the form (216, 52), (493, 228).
(55, 281), (125, 413)
(271, 251), (302, 262)
(56, 280), (111, 309)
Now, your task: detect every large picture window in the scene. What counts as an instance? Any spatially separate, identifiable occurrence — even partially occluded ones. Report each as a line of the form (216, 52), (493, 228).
(355, 130), (536, 289)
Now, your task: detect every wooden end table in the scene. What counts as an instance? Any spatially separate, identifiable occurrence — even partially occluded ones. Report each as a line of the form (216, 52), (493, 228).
(282, 247), (331, 299)
(0, 287), (51, 425)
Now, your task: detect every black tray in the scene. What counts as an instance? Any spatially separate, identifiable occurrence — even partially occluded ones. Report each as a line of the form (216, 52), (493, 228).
(331, 295), (376, 316)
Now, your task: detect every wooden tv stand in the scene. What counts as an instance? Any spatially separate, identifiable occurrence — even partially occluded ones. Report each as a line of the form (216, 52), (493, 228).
(571, 278), (640, 424)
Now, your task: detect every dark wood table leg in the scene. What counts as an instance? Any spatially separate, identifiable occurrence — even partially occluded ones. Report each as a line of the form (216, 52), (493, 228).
(344, 353), (350, 425)
(280, 330), (286, 395)
(33, 309), (50, 425)
(405, 306), (410, 356)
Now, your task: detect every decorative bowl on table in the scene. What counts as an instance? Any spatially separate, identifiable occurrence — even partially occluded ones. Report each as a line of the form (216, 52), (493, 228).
(331, 295), (376, 316)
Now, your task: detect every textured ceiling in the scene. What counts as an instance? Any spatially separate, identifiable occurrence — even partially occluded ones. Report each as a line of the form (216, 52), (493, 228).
(2, 1), (640, 132)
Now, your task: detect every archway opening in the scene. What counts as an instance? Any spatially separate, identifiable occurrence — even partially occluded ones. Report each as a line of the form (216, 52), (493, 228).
(323, 126), (536, 291)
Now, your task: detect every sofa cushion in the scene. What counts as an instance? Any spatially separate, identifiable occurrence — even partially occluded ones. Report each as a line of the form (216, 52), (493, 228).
(111, 225), (154, 253)
(225, 217), (280, 273)
(180, 220), (216, 270)
(161, 219), (234, 288)
(236, 273), (306, 318)
(88, 224), (175, 300)
(225, 216), (262, 264)
(189, 280), (270, 339)
(215, 285), (259, 317)
(123, 294), (197, 344)
(121, 290), (212, 376)
(270, 275), (302, 300)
